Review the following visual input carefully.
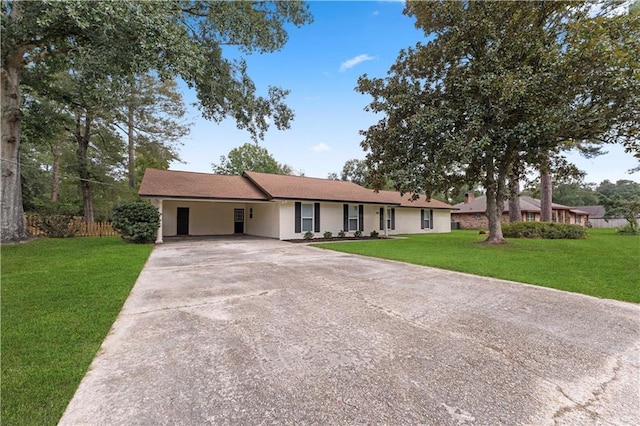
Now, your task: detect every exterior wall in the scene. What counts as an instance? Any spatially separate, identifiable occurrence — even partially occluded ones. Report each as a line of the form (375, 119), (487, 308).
(453, 211), (586, 229)
(277, 200), (355, 240)
(162, 200), (246, 236)
(245, 202), (279, 239)
(388, 208), (451, 234)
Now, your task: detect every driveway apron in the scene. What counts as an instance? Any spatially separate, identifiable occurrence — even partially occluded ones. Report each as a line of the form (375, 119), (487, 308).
(59, 237), (640, 425)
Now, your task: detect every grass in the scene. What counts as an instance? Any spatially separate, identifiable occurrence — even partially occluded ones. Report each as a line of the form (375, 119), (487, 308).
(313, 228), (640, 303)
(1, 237), (153, 425)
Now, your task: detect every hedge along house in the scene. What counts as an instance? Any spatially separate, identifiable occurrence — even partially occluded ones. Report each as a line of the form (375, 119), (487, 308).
(138, 169), (454, 243)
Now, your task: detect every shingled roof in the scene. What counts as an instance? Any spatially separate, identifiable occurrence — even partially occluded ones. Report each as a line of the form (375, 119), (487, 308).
(138, 169), (269, 201)
(243, 171), (401, 204)
(454, 195), (589, 215)
(139, 168), (455, 209)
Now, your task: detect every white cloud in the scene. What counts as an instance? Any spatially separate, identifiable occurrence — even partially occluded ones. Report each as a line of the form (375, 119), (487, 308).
(339, 54), (375, 72)
(311, 143), (330, 153)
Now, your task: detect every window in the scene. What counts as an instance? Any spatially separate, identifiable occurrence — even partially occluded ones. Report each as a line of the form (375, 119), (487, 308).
(475, 213), (482, 219)
(302, 203), (313, 232)
(387, 208), (393, 229)
(348, 204), (359, 231)
(526, 212), (535, 222)
(422, 209), (432, 229)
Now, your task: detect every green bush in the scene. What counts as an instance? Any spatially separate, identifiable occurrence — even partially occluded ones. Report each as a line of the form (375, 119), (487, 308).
(303, 231), (314, 240)
(370, 230), (379, 238)
(353, 230), (363, 238)
(338, 230), (346, 238)
(33, 214), (82, 238)
(112, 201), (160, 244)
(617, 225), (640, 235)
(502, 222), (586, 239)
(323, 231), (333, 238)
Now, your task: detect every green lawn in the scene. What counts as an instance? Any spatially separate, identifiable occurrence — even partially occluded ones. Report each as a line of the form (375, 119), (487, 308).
(1, 237), (153, 425)
(313, 229), (640, 303)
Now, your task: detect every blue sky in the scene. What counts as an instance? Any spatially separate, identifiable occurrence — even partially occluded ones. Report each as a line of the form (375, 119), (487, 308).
(173, 1), (638, 185)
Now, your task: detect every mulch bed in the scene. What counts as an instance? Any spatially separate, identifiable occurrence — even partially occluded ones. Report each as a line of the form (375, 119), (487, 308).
(286, 236), (389, 243)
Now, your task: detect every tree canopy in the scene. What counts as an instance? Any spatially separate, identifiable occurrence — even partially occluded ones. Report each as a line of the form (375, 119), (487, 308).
(357, 1), (639, 243)
(1, 0), (312, 241)
(212, 142), (293, 175)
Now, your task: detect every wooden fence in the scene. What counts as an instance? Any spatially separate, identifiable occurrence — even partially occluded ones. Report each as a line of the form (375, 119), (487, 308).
(24, 214), (120, 237)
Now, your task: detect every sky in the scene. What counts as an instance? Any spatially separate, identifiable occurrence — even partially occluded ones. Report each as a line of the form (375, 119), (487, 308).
(172, 1), (639, 185)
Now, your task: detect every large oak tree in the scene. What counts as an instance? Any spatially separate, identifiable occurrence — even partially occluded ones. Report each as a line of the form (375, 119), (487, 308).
(1, 0), (311, 242)
(357, 1), (639, 243)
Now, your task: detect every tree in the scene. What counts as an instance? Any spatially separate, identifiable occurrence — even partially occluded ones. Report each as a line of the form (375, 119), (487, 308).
(340, 159), (369, 186)
(212, 142), (292, 175)
(357, 1), (639, 243)
(1, 1), (312, 242)
(115, 74), (189, 189)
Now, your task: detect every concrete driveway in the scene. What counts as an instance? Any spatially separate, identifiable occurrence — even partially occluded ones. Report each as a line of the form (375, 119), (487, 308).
(60, 237), (639, 425)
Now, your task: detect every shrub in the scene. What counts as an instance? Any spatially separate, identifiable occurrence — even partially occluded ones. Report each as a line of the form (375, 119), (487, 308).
(478, 229), (487, 235)
(112, 201), (160, 244)
(323, 231), (333, 238)
(32, 214), (82, 238)
(370, 230), (379, 238)
(617, 225), (640, 235)
(303, 231), (314, 240)
(338, 230), (346, 238)
(354, 230), (363, 238)
(501, 222), (586, 239)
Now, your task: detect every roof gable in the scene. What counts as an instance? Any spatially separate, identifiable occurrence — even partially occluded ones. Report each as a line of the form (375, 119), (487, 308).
(138, 169), (268, 200)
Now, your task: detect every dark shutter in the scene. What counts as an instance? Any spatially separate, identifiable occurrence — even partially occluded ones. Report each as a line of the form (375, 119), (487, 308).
(380, 207), (384, 230)
(295, 202), (301, 233)
(343, 204), (349, 231)
(430, 209), (434, 229)
(314, 202), (321, 233)
(391, 208), (396, 230)
(421, 209), (425, 229)
(358, 205), (364, 231)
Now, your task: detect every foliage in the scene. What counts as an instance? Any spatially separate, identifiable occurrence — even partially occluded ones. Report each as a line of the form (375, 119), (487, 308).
(314, 229), (639, 303)
(600, 182), (640, 233)
(32, 214), (81, 238)
(112, 201), (160, 243)
(323, 231), (333, 238)
(1, 0), (312, 242)
(340, 159), (369, 186)
(370, 230), (379, 238)
(616, 224), (640, 235)
(212, 142), (294, 175)
(357, 2), (640, 244)
(303, 231), (314, 240)
(1, 237), (153, 424)
(353, 230), (363, 238)
(501, 222), (586, 239)
(338, 230), (346, 238)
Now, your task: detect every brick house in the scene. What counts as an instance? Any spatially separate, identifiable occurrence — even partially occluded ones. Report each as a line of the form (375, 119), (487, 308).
(452, 193), (589, 230)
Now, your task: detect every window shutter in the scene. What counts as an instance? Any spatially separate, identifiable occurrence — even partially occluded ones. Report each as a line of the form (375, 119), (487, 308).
(314, 203), (321, 233)
(391, 208), (396, 230)
(358, 205), (364, 231)
(295, 202), (301, 233)
(343, 204), (348, 231)
(421, 209), (425, 229)
(379, 207), (384, 230)
(430, 209), (434, 229)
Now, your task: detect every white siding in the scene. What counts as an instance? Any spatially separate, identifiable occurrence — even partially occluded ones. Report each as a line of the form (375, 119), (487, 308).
(388, 208), (451, 235)
(162, 200), (245, 236)
(245, 202), (279, 238)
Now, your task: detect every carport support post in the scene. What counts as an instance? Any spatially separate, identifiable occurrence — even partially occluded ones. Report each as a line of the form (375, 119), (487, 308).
(155, 199), (163, 244)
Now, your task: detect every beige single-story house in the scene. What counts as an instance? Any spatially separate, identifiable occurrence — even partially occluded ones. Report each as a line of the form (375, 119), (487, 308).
(452, 193), (589, 229)
(138, 169), (454, 242)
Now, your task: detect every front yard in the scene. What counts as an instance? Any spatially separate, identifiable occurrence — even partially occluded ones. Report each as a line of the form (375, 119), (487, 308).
(314, 228), (639, 303)
(1, 237), (153, 425)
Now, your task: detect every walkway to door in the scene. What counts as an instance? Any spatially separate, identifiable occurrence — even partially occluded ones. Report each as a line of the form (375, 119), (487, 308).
(60, 237), (640, 425)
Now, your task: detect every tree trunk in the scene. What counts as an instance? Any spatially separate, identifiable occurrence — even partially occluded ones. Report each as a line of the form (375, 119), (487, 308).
(51, 142), (61, 204)
(1, 53), (29, 242)
(508, 173), (521, 222)
(75, 113), (95, 223)
(127, 102), (136, 188)
(540, 153), (553, 222)
(483, 157), (506, 244)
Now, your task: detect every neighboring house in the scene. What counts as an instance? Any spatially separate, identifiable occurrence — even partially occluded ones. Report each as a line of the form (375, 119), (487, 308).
(575, 205), (636, 228)
(138, 169), (454, 242)
(452, 193), (589, 229)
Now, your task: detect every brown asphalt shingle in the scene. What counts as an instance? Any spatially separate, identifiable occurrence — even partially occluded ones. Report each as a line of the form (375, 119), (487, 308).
(376, 190), (457, 210)
(138, 169), (268, 201)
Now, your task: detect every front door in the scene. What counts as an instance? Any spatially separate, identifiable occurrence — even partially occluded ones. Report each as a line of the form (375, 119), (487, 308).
(234, 209), (244, 234)
(177, 207), (189, 235)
